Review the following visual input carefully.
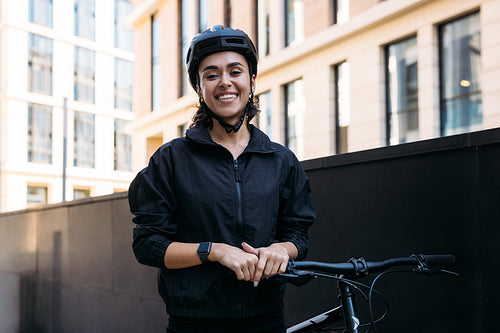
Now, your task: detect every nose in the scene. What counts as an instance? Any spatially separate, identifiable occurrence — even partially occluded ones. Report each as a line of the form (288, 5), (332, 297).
(218, 72), (231, 88)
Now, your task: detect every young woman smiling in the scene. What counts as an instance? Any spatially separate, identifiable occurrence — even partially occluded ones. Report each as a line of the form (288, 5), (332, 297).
(128, 26), (316, 333)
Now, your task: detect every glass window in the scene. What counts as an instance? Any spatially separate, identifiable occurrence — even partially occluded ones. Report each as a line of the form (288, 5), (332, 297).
(285, 0), (304, 47)
(178, 123), (188, 137)
(114, 119), (132, 171)
(115, 0), (133, 51)
(74, 46), (95, 103)
(257, 0), (270, 58)
(386, 36), (418, 145)
(115, 58), (133, 111)
(152, 14), (161, 111)
(73, 188), (91, 199)
(28, 33), (53, 95)
(224, 0), (232, 28)
(333, 0), (349, 25)
(28, 103), (52, 164)
(74, 0), (95, 40)
(73, 111), (95, 168)
(334, 62), (350, 154)
(27, 186), (48, 207)
(257, 91), (272, 137)
(284, 79), (305, 159)
(199, 0), (209, 32)
(29, 0), (53, 28)
(181, 0), (190, 96)
(439, 12), (481, 136)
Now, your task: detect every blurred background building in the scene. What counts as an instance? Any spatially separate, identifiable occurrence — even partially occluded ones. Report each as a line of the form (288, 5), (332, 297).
(1, 0), (499, 212)
(0, 0), (134, 212)
(128, 0), (500, 171)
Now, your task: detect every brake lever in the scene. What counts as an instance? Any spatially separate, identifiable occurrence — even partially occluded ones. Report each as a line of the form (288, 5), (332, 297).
(265, 269), (317, 287)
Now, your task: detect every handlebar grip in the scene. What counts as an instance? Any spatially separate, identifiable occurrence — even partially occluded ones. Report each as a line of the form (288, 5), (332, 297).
(419, 254), (456, 265)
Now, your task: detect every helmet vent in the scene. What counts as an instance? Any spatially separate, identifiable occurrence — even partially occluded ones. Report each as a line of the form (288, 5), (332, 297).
(225, 37), (245, 45)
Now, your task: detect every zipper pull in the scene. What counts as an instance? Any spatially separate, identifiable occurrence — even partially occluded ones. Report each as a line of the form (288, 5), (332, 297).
(233, 160), (241, 182)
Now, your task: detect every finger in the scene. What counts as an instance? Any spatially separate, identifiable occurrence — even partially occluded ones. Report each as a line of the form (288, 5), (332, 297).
(242, 264), (252, 281)
(278, 259), (288, 274)
(253, 257), (267, 286)
(242, 242), (259, 256)
(264, 258), (280, 277)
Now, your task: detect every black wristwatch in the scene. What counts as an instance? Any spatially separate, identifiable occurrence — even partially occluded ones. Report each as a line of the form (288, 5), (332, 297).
(197, 242), (212, 263)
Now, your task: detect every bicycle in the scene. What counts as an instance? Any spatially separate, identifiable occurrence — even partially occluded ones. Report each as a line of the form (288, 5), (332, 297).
(269, 254), (458, 333)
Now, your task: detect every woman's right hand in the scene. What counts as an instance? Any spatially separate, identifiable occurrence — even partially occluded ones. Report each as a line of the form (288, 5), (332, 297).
(209, 243), (259, 281)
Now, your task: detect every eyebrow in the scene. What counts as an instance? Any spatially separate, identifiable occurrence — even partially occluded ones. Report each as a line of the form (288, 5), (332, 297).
(201, 62), (245, 73)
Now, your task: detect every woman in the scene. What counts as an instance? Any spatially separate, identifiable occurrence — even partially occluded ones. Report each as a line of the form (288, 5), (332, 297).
(128, 25), (315, 333)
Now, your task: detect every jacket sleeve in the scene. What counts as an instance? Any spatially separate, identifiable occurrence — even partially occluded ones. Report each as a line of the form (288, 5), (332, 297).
(276, 154), (316, 260)
(128, 145), (177, 268)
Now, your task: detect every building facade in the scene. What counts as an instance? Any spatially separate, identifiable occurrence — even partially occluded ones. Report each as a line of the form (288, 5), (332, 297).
(128, 0), (500, 171)
(0, 0), (134, 212)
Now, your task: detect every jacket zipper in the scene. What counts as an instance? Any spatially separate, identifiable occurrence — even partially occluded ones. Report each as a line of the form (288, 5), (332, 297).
(233, 159), (243, 246)
(233, 159), (245, 315)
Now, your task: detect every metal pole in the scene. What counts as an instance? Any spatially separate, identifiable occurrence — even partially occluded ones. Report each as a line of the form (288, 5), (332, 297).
(62, 97), (67, 201)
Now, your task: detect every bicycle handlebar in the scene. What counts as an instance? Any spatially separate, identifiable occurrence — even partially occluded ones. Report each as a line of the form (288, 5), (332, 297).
(288, 254), (456, 277)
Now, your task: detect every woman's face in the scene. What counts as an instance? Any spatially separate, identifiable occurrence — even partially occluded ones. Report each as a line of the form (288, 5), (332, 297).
(198, 51), (255, 125)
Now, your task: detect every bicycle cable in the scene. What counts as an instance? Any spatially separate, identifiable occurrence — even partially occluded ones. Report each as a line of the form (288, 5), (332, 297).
(307, 272), (390, 332)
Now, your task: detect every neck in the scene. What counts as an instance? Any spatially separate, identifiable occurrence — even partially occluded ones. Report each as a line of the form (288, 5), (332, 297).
(209, 121), (251, 145)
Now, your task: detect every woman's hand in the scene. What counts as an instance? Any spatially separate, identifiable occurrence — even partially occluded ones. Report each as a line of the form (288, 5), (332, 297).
(209, 243), (259, 281)
(242, 242), (293, 287)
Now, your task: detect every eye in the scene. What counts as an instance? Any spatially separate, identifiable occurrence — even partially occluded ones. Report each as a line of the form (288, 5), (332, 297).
(230, 70), (242, 76)
(204, 73), (218, 80)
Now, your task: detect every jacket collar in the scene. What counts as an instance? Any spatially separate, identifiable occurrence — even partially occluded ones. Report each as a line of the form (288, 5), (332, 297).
(186, 125), (277, 154)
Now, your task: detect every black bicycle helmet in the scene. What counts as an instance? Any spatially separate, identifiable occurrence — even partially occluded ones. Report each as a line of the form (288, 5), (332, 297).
(186, 25), (258, 91)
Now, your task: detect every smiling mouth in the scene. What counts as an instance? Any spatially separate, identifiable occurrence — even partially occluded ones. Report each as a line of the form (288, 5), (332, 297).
(217, 94), (238, 100)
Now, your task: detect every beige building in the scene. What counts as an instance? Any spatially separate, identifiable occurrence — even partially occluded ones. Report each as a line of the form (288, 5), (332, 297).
(0, 0), (135, 212)
(128, 0), (500, 171)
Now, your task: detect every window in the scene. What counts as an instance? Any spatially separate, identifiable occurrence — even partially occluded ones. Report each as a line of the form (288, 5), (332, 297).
(332, 0), (349, 25)
(199, 0), (209, 32)
(27, 186), (48, 207)
(115, 0), (133, 51)
(256, 91), (272, 137)
(439, 12), (481, 136)
(74, 46), (95, 103)
(180, 0), (190, 96)
(29, 0), (53, 28)
(115, 58), (133, 111)
(285, 0), (304, 47)
(152, 14), (161, 111)
(74, 0), (95, 40)
(257, 0), (270, 58)
(28, 33), (53, 95)
(28, 103), (52, 164)
(224, 0), (232, 28)
(334, 62), (350, 154)
(386, 36), (418, 145)
(73, 188), (91, 199)
(73, 112), (95, 168)
(178, 123), (188, 137)
(114, 119), (131, 171)
(284, 79), (305, 159)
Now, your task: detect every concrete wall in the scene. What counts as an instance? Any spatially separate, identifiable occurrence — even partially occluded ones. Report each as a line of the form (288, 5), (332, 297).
(0, 194), (167, 333)
(1, 127), (500, 332)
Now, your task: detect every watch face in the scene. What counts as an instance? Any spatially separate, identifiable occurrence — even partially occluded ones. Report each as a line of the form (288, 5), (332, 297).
(198, 242), (211, 254)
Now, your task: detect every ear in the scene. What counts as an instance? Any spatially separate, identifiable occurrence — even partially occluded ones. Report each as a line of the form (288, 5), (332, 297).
(197, 87), (204, 102)
(251, 74), (256, 93)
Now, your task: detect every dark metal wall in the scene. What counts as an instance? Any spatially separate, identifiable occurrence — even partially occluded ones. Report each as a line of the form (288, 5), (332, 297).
(285, 128), (500, 332)
(1, 128), (498, 332)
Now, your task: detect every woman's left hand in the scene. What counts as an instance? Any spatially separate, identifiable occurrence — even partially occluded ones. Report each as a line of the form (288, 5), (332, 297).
(241, 242), (290, 287)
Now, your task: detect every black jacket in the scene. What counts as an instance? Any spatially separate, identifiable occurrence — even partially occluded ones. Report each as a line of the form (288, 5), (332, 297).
(128, 125), (315, 318)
